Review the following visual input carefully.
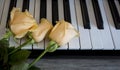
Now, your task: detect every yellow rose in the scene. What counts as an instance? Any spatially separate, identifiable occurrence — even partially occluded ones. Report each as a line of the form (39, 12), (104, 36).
(9, 7), (38, 38)
(49, 20), (79, 46)
(32, 18), (53, 42)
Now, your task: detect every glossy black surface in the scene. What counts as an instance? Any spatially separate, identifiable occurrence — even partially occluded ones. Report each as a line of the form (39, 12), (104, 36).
(52, 0), (59, 25)
(29, 50), (120, 58)
(92, 0), (104, 29)
(108, 0), (120, 29)
(63, 0), (71, 23)
(22, 0), (29, 11)
(80, 0), (90, 29)
(40, 0), (47, 19)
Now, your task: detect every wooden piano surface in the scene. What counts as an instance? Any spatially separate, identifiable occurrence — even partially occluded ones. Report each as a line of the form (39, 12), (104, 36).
(27, 58), (120, 70)
(0, 0), (120, 58)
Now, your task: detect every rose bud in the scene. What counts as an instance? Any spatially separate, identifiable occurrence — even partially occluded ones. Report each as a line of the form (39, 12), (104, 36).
(49, 20), (79, 46)
(32, 18), (53, 42)
(9, 7), (38, 38)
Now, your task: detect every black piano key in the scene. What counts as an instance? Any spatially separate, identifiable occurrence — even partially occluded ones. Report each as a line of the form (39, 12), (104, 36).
(29, 50), (120, 58)
(40, 0), (46, 19)
(52, 0), (59, 25)
(108, 0), (120, 29)
(92, 0), (104, 29)
(118, 0), (120, 5)
(79, 0), (90, 29)
(63, 0), (71, 23)
(22, 0), (29, 11)
(7, 0), (17, 28)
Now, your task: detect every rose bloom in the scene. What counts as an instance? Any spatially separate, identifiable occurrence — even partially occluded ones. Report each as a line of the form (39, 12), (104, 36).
(9, 8), (38, 38)
(32, 18), (53, 42)
(49, 20), (79, 46)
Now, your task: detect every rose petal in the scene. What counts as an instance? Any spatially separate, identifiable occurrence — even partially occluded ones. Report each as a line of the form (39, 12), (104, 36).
(49, 20), (79, 46)
(10, 8), (38, 38)
(32, 18), (53, 42)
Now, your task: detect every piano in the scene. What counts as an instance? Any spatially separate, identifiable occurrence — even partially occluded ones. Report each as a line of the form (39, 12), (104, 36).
(0, 0), (120, 58)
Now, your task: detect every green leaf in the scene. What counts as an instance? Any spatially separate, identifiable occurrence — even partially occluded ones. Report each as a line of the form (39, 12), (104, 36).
(28, 66), (41, 70)
(8, 47), (16, 53)
(9, 50), (31, 65)
(0, 46), (8, 63)
(10, 62), (29, 70)
(3, 29), (13, 39)
(0, 38), (9, 64)
(0, 38), (9, 47)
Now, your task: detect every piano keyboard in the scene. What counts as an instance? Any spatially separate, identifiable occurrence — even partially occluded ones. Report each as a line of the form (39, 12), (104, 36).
(0, 0), (120, 57)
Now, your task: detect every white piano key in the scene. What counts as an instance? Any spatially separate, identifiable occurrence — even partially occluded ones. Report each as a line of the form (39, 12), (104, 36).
(57, 0), (68, 50)
(103, 0), (120, 50)
(35, 0), (40, 23)
(29, 0), (35, 16)
(0, 0), (10, 39)
(75, 0), (92, 50)
(44, 0), (52, 49)
(8, 0), (18, 47)
(58, 0), (64, 20)
(86, 0), (103, 50)
(58, 0), (64, 21)
(0, 0), (17, 48)
(16, 0), (23, 9)
(9, 36), (20, 47)
(47, 0), (52, 22)
(0, 0), (5, 20)
(16, 0), (23, 10)
(8, 0), (20, 47)
(45, 0), (52, 49)
(69, 0), (80, 50)
(9, 0), (23, 47)
(98, 0), (114, 50)
(21, 0), (35, 49)
(33, 0), (44, 49)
